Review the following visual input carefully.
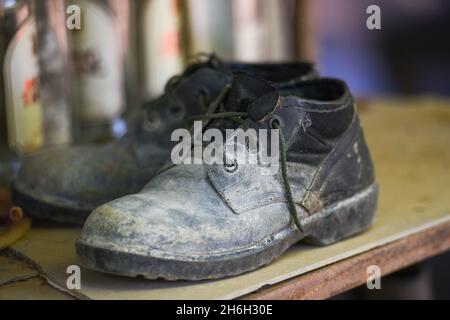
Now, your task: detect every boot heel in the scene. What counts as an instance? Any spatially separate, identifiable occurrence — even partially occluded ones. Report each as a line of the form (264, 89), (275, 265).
(303, 184), (379, 246)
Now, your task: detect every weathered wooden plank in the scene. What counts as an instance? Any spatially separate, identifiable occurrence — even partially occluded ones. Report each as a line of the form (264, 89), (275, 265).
(243, 220), (450, 300)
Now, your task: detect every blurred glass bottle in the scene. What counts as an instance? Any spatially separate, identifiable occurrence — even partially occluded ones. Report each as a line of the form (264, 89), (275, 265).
(186, 0), (297, 62)
(0, 0), (42, 189)
(232, 0), (297, 61)
(67, 0), (128, 143)
(0, 0), (73, 189)
(186, 0), (234, 59)
(137, 0), (186, 101)
(32, 0), (73, 147)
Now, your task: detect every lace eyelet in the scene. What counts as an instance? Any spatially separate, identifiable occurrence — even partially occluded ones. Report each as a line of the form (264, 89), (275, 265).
(268, 116), (282, 129)
(224, 160), (238, 173)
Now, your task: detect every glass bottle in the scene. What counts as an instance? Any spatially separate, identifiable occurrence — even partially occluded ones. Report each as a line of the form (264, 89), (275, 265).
(186, 0), (234, 60)
(231, 0), (297, 61)
(0, 0), (73, 189)
(137, 0), (185, 101)
(0, 0), (42, 189)
(67, 0), (128, 143)
(32, 0), (73, 147)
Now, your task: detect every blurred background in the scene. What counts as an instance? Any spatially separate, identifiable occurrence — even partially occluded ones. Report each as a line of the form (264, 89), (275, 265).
(0, 0), (449, 299)
(2, 0), (450, 148)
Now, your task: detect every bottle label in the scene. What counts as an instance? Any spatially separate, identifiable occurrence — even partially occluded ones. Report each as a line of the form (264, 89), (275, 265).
(3, 18), (44, 154)
(71, 0), (124, 121)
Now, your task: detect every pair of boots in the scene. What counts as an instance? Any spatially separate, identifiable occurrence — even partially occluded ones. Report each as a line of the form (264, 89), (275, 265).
(12, 56), (378, 280)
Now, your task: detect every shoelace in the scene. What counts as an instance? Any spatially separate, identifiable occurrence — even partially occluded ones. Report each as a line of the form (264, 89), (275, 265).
(159, 56), (305, 232)
(189, 100), (305, 233)
(188, 85), (247, 129)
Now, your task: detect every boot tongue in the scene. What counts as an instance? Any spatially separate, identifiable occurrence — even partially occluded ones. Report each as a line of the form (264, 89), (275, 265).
(226, 73), (279, 121)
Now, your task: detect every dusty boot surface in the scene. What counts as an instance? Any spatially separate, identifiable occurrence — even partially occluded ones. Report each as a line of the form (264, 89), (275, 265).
(77, 74), (378, 280)
(12, 57), (317, 226)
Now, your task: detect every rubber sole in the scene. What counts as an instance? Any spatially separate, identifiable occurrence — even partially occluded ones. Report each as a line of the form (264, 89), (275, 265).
(11, 183), (92, 227)
(76, 184), (378, 280)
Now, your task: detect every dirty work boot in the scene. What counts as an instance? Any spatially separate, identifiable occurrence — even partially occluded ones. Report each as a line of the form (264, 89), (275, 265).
(12, 57), (317, 226)
(76, 74), (378, 280)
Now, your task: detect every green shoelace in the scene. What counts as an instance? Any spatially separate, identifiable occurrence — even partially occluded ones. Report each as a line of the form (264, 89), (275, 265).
(190, 102), (305, 233)
(162, 66), (305, 233)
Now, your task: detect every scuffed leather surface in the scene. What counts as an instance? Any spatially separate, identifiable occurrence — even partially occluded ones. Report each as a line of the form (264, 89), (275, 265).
(79, 164), (306, 258)
(132, 68), (233, 168)
(80, 76), (376, 261)
(15, 63), (318, 214)
(301, 117), (376, 213)
(14, 137), (158, 210)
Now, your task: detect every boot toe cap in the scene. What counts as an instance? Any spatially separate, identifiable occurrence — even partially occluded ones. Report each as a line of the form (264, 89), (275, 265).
(14, 144), (147, 212)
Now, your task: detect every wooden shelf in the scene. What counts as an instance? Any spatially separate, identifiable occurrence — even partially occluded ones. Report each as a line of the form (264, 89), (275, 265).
(242, 219), (450, 300)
